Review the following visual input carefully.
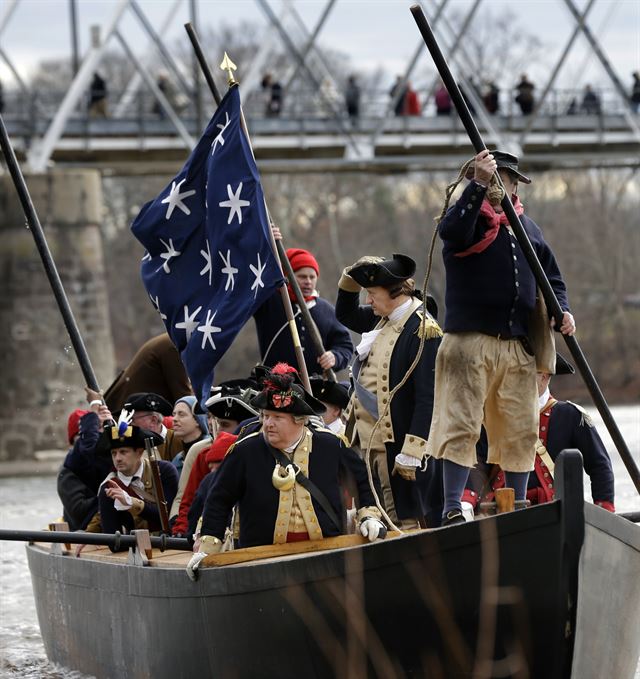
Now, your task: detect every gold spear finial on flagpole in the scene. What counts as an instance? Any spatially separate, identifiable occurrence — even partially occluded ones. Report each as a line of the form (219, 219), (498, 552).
(220, 52), (237, 86)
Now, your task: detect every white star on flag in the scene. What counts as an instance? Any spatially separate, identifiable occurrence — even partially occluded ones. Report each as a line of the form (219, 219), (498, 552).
(211, 112), (231, 156)
(159, 238), (181, 273)
(197, 309), (222, 350)
(141, 251), (151, 262)
(175, 304), (202, 341)
(219, 249), (239, 291)
(149, 294), (167, 320)
(161, 178), (196, 220)
(200, 240), (212, 286)
(219, 182), (250, 225)
(250, 252), (267, 298)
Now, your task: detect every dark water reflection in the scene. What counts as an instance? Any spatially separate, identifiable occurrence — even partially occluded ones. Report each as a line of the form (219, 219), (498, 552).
(0, 406), (638, 678)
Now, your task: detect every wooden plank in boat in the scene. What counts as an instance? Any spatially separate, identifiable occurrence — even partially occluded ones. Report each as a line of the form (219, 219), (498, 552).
(201, 530), (407, 567)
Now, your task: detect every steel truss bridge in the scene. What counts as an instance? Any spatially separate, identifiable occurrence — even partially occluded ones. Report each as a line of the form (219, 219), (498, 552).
(1, 0), (639, 175)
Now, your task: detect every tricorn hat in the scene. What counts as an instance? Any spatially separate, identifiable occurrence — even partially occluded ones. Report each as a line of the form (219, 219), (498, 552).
(310, 376), (350, 410)
(349, 254), (416, 288)
(123, 392), (173, 417)
(555, 353), (575, 376)
(250, 363), (326, 416)
(466, 149), (531, 184)
(101, 422), (163, 450)
(204, 382), (259, 421)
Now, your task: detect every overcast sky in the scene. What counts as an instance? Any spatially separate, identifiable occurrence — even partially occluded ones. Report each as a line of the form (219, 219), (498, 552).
(1, 0), (639, 91)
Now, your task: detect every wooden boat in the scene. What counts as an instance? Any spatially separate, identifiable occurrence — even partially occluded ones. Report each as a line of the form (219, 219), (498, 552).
(26, 451), (640, 679)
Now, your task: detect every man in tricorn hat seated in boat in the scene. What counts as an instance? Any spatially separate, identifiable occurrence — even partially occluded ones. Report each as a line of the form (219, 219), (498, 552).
(97, 415), (179, 542)
(335, 253), (443, 529)
(122, 391), (183, 462)
(186, 363), (386, 580)
(427, 149), (575, 526)
(462, 353), (615, 514)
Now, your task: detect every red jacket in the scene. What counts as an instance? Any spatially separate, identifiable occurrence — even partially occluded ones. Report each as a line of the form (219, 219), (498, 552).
(463, 398), (615, 512)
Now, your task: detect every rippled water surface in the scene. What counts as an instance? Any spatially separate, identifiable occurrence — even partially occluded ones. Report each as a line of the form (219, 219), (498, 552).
(0, 405), (638, 678)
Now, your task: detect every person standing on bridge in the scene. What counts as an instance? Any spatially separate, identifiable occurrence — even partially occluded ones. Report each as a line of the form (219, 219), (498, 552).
(515, 74), (535, 115)
(629, 72), (640, 113)
(88, 73), (108, 118)
(427, 150), (575, 526)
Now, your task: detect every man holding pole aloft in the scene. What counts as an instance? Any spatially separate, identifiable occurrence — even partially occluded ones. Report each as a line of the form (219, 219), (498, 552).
(428, 150), (576, 526)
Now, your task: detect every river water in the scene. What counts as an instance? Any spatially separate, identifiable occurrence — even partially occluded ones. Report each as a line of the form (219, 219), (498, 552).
(0, 405), (638, 679)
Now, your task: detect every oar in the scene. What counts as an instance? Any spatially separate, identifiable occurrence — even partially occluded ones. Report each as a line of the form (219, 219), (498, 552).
(0, 528), (192, 551)
(409, 5), (640, 496)
(0, 114), (101, 392)
(184, 24), (337, 384)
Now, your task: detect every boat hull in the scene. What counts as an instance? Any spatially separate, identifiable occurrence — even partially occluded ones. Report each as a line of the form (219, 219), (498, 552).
(27, 453), (640, 679)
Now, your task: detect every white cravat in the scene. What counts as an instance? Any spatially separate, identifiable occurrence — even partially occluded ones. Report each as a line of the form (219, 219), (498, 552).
(538, 387), (551, 410)
(114, 461), (144, 510)
(355, 298), (412, 360)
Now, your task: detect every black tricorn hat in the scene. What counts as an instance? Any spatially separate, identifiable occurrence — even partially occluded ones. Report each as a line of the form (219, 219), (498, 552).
(101, 423), (163, 450)
(465, 150), (531, 184)
(123, 392), (173, 417)
(555, 353), (575, 376)
(204, 383), (259, 421)
(493, 150), (531, 184)
(310, 376), (350, 410)
(250, 363), (326, 416)
(349, 254), (416, 288)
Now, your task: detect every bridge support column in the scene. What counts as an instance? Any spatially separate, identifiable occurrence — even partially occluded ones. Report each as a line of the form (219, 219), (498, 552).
(0, 169), (115, 461)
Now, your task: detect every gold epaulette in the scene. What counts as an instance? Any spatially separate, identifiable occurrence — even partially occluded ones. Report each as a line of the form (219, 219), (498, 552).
(415, 310), (443, 340)
(566, 401), (595, 428)
(312, 426), (349, 447)
(228, 430), (261, 454)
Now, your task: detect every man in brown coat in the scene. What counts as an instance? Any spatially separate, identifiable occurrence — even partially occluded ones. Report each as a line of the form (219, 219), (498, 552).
(104, 334), (191, 413)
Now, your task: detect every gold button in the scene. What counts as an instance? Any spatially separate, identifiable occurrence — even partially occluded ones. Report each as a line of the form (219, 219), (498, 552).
(386, 423), (391, 428)
(382, 375), (387, 380)
(382, 386), (387, 392)
(383, 363), (388, 368)
(382, 398), (387, 404)
(409, 436), (414, 442)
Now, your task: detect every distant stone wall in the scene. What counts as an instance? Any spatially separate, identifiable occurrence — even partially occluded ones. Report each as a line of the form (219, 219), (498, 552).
(0, 169), (115, 461)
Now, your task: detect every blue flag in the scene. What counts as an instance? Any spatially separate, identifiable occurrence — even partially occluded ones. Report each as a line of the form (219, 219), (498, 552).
(131, 87), (284, 405)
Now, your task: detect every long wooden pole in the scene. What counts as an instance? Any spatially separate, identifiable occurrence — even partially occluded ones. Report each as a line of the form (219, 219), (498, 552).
(409, 5), (640, 495)
(0, 528), (191, 551)
(184, 23), (331, 389)
(0, 113), (101, 392)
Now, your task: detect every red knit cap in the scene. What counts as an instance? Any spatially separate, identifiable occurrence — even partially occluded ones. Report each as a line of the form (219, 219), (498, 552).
(286, 248), (319, 275)
(67, 409), (89, 445)
(205, 431), (238, 464)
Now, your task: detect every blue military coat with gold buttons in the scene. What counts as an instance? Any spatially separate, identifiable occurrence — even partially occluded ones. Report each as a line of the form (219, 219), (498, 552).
(438, 180), (570, 338)
(200, 428), (376, 548)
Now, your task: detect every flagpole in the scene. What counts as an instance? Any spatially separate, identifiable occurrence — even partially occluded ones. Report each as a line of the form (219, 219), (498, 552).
(184, 24), (327, 390)
(0, 113), (101, 393)
(409, 4), (640, 495)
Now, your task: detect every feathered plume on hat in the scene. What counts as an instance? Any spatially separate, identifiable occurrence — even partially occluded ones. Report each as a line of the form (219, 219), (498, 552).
(250, 363), (326, 416)
(116, 408), (134, 439)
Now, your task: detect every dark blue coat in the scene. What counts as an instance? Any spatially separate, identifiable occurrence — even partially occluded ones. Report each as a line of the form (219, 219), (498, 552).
(200, 429), (376, 547)
(335, 291), (443, 525)
(439, 180), (570, 337)
(98, 460), (179, 537)
(254, 292), (353, 374)
(536, 400), (614, 504)
(63, 412), (113, 494)
(57, 465), (99, 531)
